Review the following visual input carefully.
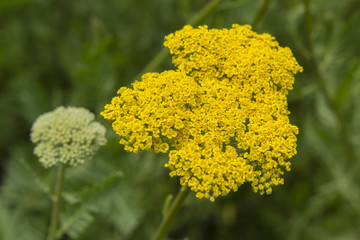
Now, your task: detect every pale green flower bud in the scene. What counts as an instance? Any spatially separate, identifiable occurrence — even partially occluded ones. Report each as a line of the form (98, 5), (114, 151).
(31, 106), (107, 168)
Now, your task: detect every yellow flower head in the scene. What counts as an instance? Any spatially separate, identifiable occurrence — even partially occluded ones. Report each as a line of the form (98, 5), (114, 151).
(102, 24), (302, 201)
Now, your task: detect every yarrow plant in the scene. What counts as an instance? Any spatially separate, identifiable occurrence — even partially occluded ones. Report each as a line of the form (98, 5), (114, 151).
(31, 106), (107, 240)
(101, 24), (302, 202)
(31, 106), (107, 168)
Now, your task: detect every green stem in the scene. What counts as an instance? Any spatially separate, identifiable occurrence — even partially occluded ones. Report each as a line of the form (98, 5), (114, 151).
(151, 186), (190, 240)
(133, 0), (223, 83)
(302, 0), (355, 163)
(133, 48), (169, 83)
(303, 0), (339, 126)
(47, 163), (66, 240)
(187, 0), (222, 26)
(251, 0), (271, 30)
(302, 0), (360, 211)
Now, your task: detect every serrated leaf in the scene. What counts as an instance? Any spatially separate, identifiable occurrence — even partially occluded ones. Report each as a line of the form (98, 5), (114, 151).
(56, 171), (123, 239)
(58, 205), (98, 239)
(335, 59), (360, 112)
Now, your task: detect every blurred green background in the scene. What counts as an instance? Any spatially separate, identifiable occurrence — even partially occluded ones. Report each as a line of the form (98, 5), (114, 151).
(1, 0), (360, 239)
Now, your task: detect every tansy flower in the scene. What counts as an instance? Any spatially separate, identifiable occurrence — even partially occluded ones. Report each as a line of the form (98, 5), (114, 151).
(31, 106), (107, 168)
(101, 24), (302, 201)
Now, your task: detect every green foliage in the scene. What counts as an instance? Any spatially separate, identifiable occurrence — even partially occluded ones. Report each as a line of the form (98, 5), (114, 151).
(1, 0), (360, 239)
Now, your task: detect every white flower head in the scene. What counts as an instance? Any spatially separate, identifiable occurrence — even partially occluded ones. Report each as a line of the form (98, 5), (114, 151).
(31, 106), (107, 168)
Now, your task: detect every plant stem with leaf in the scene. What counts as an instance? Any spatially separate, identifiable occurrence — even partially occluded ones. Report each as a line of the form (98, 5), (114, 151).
(151, 186), (190, 240)
(47, 163), (66, 240)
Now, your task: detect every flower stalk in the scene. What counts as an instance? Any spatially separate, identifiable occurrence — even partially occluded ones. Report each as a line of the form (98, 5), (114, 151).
(133, 0), (223, 82)
(47, 163), (66, 240)
(151, 186), (190, 240)
(251, 0), (271, 29)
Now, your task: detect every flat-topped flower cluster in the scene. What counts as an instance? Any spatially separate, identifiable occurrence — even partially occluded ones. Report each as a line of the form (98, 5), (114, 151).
(31, 106), (107, 168)
(101, 24), (302, 201)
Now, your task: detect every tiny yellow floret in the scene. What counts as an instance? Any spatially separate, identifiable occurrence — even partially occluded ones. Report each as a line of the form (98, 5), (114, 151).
(101, 24), (302, 201)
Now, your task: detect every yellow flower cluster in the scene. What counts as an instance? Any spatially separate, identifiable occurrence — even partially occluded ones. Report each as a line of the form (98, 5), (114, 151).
(102, 24), (302, 201)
